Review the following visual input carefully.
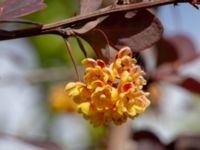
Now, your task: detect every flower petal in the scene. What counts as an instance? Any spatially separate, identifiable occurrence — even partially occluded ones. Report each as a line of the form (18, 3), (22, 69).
(82, 58), (97, 68)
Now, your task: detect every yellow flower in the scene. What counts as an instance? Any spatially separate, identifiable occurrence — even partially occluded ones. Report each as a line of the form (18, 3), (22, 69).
(83, 59), (115, 84)
(49, 85), (77, 113)
(117, 88), (150, 117)
(110, 47), (137, 76)
(78, 102), (110, 127)
(65, 47), (150, 127)
(91, 85), (117, 110)
(65, 82), (91, 104)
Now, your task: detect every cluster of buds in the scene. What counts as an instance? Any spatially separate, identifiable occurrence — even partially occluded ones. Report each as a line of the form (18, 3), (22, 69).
(65, 47), (150, 127)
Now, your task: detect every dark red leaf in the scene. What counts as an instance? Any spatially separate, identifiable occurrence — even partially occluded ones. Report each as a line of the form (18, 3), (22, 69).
(23, 139), (62, 150)
(156, 38), (178, 66)
(151, 63), (178, 81)
(79, 0), (102, 14)
(94, 9), (163, 52)
(132, 130), (166, 150)
(0, 131), (61, 150)
(73, 16), (108, 34)
(156, 34), (199, 66)
(80, 28), (109, 62)
(75, 36), (87, 57)
(73, 16), (109, 61)
(0, 0), (47, 20)
(178, 77), (200, 94)
(174, 135), (200, 150)
(168, 34), (199, 63)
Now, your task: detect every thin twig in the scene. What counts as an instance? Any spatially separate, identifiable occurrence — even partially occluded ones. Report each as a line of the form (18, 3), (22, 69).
(0, 19), (42, 25)
(42, 0), (186, 30)
(64, 38), (80, 81)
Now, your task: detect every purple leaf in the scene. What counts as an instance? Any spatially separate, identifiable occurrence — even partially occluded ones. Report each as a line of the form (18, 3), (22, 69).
(156, 38), (179, 66)
(75, 36), (87, 57)
(0, 0), (47, 20)
(174, 135), (200, 150)
(81, 28), (109, 62)
(133, 130), (166, 150)
(24, 140), (62, 150)
(151, 63), (178, 81)
(168, 34), (199, 63)
(79, 9), (163, 61)
(178, 77), (200, 94)
(79, 0), (102, 14)
(156, 34), (199, 66)
(94, 9), (163, 52)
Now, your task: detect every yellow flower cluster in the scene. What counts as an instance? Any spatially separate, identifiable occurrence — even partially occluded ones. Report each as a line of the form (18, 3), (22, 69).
(65, 47), (150, 127)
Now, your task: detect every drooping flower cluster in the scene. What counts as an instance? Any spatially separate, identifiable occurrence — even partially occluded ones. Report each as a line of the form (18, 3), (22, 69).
(65, 47), (150, 127)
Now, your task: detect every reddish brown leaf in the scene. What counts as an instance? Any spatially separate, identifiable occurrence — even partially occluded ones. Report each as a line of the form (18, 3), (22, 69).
(23, 139), (62, 150)
(80, 28), (109, 62)
(133, 130), (166, 150)
(156, 34), (199, 66)
(156, 38), (178, 66)
(93, 9), (163, 52)
(168, 34), (199, 63)
(174, 135), (200, 150)
(0, 131), (61, 150)
(0, 0), (47, 20)
(73, 16), (108, 34)
(75, 36), (87, 57)
(178, 77), (200, 94)
(151, 63), (178, 81)
(79, 0), (102, 14)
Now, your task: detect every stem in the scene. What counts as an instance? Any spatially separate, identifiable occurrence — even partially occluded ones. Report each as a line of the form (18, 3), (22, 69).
(0, 0), (194, 41)
(42, 0), (190, 30)
(64, 38), (80, 81)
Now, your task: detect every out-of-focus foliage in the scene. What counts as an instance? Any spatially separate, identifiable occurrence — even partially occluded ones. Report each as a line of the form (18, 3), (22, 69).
(25, 0), (93, 67)
(90, 126), (106, 145)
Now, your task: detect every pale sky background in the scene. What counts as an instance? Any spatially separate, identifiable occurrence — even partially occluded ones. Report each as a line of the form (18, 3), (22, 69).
(158, 3), (200, 51)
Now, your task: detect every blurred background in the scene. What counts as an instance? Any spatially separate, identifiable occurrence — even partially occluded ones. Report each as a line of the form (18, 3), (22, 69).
(0, 1), (200, 150)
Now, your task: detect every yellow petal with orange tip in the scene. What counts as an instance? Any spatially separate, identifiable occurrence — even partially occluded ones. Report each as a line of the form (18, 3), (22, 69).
(78, 102), (91, 115)
(87, 80), (104, 90)
(97, 59), (106, 68)
(117, 47), (132, 59)
(65, 82), (76, 91)
(134, 97), (150, 113)
(82, 58), (97, 68)
(127, 106), (136, 117)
